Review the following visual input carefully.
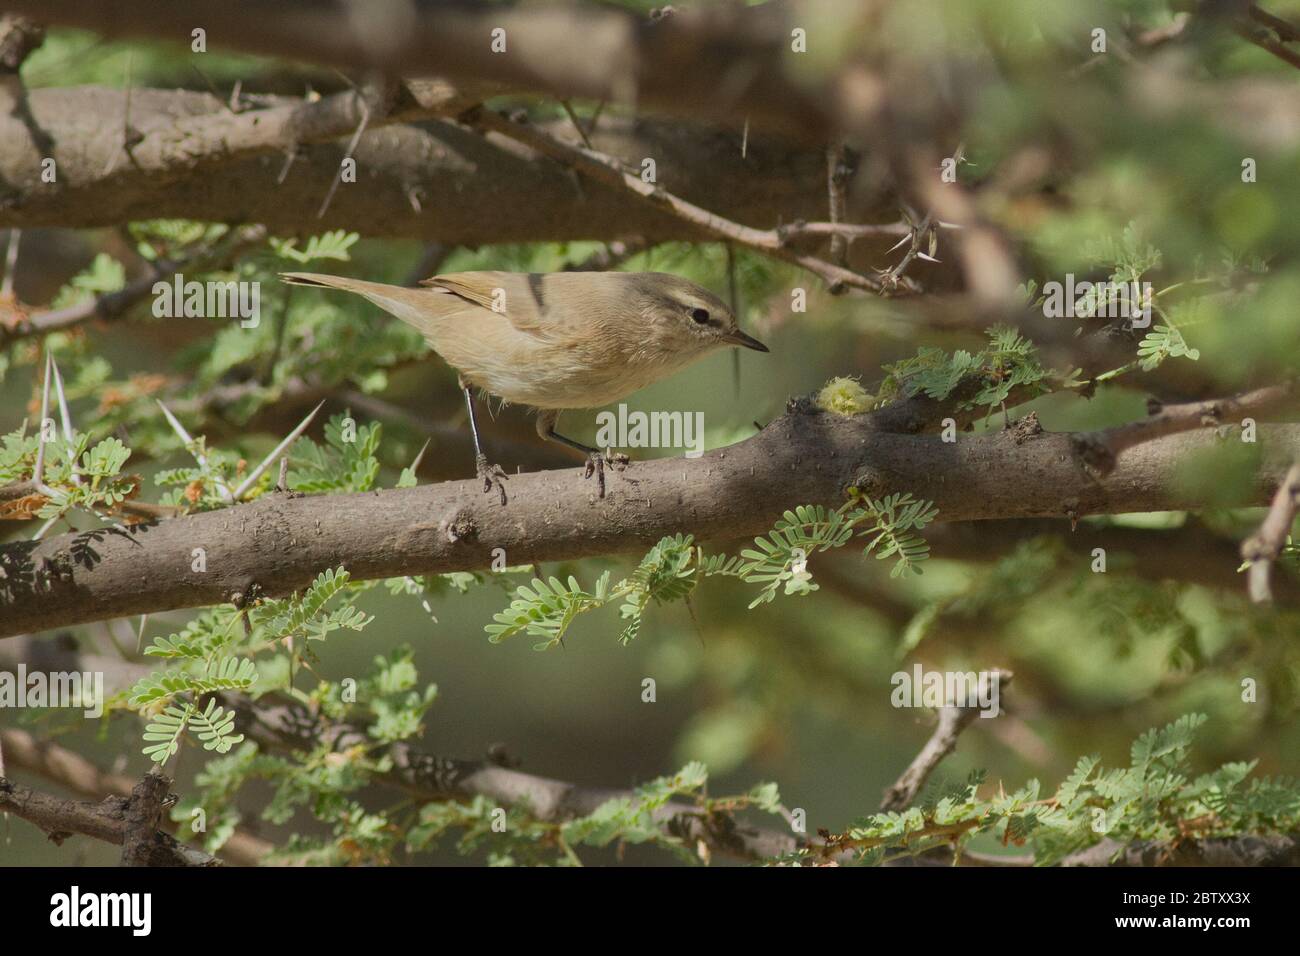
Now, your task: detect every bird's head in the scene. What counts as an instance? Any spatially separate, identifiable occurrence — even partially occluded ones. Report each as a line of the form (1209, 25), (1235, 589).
(629, 272), (769, 361)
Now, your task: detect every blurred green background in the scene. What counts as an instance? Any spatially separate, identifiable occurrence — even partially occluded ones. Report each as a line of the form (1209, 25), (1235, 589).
(3, 0), (1300, 864)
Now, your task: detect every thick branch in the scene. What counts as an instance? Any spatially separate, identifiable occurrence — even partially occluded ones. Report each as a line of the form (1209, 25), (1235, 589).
(2, 400), (1298, 638)
(2, 0), (832, 140)
(0, 88), (892, 243)
(0, 776), (219, 865)
(0, 726), (270, 864)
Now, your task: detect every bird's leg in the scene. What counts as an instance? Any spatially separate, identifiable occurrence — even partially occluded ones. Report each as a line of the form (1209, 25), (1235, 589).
(536, 410), (628, 499)
(461, 379), (508, 506)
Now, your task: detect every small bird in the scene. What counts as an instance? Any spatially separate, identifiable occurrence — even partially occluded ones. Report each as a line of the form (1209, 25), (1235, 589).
(279, 270), (769, 502)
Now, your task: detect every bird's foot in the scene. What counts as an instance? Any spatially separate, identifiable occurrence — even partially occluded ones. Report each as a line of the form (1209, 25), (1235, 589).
(583, 450), (630, 499)
(476, 453), (509, 506)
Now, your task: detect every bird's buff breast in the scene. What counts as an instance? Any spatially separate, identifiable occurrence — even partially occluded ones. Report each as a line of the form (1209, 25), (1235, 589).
(438, 331), (706, 410)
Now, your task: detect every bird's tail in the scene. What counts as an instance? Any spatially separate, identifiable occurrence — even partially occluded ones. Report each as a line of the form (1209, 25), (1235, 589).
(279, 271), (441, 337)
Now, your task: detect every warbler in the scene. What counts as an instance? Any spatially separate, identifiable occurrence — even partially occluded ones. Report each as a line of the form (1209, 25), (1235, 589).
(279, 270), (769, 502)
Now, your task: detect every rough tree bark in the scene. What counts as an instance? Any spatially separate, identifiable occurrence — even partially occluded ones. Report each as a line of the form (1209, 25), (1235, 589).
(0, 0), (836, 141)
(0, 88), (895, 243)
(0, 776), (219, 866)
(2, 402), (1295, 638)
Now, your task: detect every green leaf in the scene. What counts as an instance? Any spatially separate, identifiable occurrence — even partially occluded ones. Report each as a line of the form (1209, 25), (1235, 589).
(142, 703), (193, 763)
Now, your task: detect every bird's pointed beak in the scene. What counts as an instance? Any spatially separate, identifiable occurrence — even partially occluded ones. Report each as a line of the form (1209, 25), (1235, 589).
(723, 328), (770, 352)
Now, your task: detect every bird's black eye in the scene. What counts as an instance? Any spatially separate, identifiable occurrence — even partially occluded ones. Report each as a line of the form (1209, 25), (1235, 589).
(690, 307), (710, 324)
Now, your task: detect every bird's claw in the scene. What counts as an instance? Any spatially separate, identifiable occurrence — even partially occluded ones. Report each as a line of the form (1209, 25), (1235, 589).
(476, 453), (509, 506)
(583, 451), (629, 499)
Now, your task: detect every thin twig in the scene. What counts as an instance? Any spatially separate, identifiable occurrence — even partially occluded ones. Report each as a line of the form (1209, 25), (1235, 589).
(0, 228), (19, 299)
(1, 225), (266, 347)
(557, 98), (594, 149)
(726, 242), (741, 399)
(1072, 381), (1296, 477)
(464, 107), (919, 296)
(776, 219), (956, 242)
(402, 242), (451, 286)
(1136, 12), (1191, 47)
(1249, 4), (1300, 42)
(1241, 462), (1300, 604)
(880, 211), (936, 290)
(1233, 7), (1300, 71)
(826, 143), (851, 269)
(317, 90), (372, 218)
(880, 670), (1011, 813)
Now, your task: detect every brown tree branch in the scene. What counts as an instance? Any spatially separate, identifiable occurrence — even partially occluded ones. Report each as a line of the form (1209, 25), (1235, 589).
(0, 77), (491, 218)
(0, 14), (43, 73)
(825, 143), (853, 269)
(0, 726), (271, 864)
(879, 671), (1010, 812)
(119, 766), (171, 866)
(464, 106), (917, 295)
(1, 396), (1297, 638)
(1, 0), (834, 141)
(0, 225), (267, 347)
(1240, 461), (1300, 604)
(0, 775), (219, 865)
(1232, 18), (1300, 71)
(0, 88), (896, 245)
(1249, 4), (1300, 43)
(1071, 381), (1296, 477)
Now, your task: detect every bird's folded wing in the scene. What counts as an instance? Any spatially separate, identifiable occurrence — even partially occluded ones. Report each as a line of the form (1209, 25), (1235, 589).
(421, 272), (548, 335)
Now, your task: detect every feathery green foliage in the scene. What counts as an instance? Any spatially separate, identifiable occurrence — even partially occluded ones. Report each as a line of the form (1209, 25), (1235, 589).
(486, 493), (938, 648)
(817, 715), (1300, 867)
